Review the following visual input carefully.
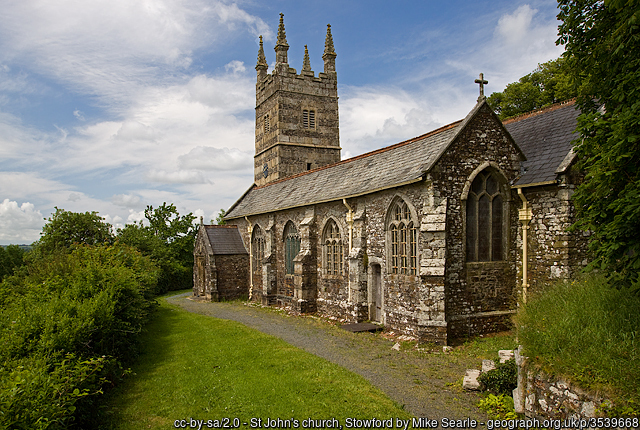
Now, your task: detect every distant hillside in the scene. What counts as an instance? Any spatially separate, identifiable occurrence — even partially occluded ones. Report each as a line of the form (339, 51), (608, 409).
(0, 244), (32, 251)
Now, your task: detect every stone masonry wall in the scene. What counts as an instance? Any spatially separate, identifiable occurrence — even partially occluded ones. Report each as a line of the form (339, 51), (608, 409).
(520, 181), (589, 296)
(229, 182), (450, 342)
(514, 348), (606, 420)
(254, 64), (340, 186)
(215, 254), (250, 300)
(430, 103), (522, 339)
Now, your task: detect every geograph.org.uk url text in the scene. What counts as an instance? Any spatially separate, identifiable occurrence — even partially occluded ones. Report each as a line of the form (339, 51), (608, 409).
(172, 416), (640, 430)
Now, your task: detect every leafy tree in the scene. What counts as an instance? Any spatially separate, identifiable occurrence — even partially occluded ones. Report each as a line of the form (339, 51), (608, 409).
(215, 208), (227, 225)
(487, 57), (575, 119)
(35, 207), (113, 254)
(0, 245), (26, 281)
(118, 203), (196, 293)
(558, 0), (640, 292)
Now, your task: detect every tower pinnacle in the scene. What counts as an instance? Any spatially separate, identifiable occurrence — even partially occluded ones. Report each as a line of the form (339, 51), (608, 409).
(302, 45), (312, 72)
(256, 35), (268, 81)
(274, 13), (289, 70)
(322, 24), (336, 74)
(276, 13), (288, 47)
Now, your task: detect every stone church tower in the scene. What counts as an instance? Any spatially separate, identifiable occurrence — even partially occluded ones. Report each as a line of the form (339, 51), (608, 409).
(254, 14), (341, 187)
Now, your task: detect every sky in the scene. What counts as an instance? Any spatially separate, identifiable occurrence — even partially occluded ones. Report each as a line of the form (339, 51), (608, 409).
(0, 0), (564, 245)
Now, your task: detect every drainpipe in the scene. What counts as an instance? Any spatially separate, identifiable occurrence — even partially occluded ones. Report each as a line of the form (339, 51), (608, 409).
(517, 188), (532, 304)
(342, 199), (354, 251)
(245, 216), (253, 300)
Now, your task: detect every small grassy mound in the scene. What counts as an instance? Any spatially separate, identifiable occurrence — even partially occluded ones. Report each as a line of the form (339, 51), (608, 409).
(99, 295), (411, 429)
(515, 275), (640, 413)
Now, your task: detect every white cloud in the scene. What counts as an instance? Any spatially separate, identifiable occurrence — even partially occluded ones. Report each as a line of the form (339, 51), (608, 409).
(111, 194), (144, 209)
(127, 210), (146, 224)
(340, 86), (441, 155)
(113, 121), (159, 142)
(225, 60), (247, 74)
(178, 146), (252, 171)
(495, 5), (537, 46)
(73, 110), (85, 121)
(0, 172), (72, 201)
(146, 169), (211, 184)
(0, 0), (270, 110)
(483, 3), (563, 88)
(0, 199), (44, 244)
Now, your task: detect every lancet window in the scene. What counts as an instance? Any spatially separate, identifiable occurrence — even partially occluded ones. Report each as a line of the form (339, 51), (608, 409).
(323, 219), (343, 275)
(251, 225), (265, 274)
(284, 221), (300, 275)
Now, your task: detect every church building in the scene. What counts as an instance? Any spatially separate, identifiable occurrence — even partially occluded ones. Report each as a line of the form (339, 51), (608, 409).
(193, 15), (588, 344)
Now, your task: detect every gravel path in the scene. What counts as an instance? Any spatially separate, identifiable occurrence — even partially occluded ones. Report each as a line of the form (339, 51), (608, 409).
(165, 293), (489, 421)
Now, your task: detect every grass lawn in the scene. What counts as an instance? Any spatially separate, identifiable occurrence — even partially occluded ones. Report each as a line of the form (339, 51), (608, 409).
(99, 293), (411, 429)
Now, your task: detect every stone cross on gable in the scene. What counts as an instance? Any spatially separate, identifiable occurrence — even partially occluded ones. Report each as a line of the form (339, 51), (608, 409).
(475, 73), (488, 102)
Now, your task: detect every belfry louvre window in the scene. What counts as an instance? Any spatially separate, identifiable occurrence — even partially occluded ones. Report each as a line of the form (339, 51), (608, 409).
(466, 170), (504, 262)
(302, 109), (315, 129)
(388, 199), (417, 275)
(252, 226), (265, 274)
(323, 219), (343, 275)
(264, 114), (270, 133)
(284, 221), (300, 275)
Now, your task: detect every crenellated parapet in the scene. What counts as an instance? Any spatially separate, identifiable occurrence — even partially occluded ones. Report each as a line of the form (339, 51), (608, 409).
(253, 14), (341, 187)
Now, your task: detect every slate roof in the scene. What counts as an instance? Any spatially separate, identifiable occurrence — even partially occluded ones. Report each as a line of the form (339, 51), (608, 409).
(504, 99), (580, 187)
(225, 99), (579, 220)
(203, 225), (248, 254)
(226, 120), (461, 219)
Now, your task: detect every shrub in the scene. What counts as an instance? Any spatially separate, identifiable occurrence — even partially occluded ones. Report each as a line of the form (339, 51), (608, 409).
(0, 244), (159, 428)
(477, 394), (518, 420)
(0, 354), (108, 430)
(479, 359), (517, 396)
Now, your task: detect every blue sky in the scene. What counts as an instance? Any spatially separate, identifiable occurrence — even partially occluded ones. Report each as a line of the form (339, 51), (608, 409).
(0, 0), (564, 244)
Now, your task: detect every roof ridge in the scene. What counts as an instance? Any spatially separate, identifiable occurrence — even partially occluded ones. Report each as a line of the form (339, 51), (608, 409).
(502, 98), (577, 124)
(254, 120), (462, 190)
(204, 225), (240, 229)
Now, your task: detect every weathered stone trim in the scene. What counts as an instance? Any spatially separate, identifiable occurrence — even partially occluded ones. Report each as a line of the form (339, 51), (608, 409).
(254, 141), (343, 158)
(448, 309), (516, 321)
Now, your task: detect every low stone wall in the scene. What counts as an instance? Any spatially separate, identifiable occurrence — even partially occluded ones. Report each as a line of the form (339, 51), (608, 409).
(514, 347), (605, 419)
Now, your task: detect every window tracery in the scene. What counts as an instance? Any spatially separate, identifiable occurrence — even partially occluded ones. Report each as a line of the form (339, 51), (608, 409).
(322, 219), (343, 275)
(388, 199), (417, 275)
(466, 170), (504, 262)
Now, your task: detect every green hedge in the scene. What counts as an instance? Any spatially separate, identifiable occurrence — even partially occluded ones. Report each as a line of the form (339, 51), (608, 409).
(0, 244), (159, 429)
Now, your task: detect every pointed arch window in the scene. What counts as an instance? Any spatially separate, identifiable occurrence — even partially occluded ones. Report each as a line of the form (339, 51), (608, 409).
(284, 221), (300, 275)
(466, 170), (504, 262)
(388, 199), (418, 275)
(251, 225), (265, 275)
(323, 219), (343, 275)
